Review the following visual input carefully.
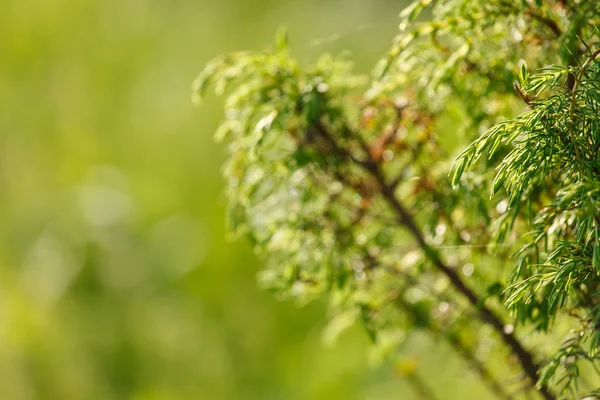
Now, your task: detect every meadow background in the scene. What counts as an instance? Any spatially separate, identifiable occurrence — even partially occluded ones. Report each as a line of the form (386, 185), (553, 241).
(0, 1), (491, 398)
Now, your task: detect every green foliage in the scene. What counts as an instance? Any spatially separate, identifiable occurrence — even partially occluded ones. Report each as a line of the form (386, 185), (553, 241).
(2, 1), (422, 399)
(199, 0), (600, 398)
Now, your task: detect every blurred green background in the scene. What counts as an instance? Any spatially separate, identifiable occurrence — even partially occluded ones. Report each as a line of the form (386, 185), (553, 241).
(0, 1), (492, 399)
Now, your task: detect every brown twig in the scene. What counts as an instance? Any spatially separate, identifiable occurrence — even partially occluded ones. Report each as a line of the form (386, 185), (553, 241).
(309, 118), (556, 400)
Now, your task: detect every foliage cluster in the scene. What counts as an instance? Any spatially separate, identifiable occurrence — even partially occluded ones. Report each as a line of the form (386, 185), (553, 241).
(196, 0), (600, 398)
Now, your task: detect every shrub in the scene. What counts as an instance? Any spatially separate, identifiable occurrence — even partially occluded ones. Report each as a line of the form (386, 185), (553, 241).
(195, 1), (600, 398)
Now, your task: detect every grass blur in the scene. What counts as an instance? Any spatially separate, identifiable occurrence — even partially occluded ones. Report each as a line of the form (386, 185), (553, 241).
(0, 1), (494, 399)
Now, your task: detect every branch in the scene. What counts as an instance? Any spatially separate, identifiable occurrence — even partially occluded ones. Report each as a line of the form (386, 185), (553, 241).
(406, 372), (440, 400)
(527, 10), (562, 38)
(567, 48), (600, 178)
(392, 292), (513, 400)
(310, 119), (556, 400)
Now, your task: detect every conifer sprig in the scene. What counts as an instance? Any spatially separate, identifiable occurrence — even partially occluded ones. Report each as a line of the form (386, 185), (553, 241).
(196, 0), (600, 397)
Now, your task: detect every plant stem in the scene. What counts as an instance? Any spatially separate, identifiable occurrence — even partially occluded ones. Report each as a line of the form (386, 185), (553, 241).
(567, 48), (600, 178)
(310, 120), (556, 400)
(407, 372), (440, 400)
(393, 294), (513, 400)
(374, 167), (554, 400)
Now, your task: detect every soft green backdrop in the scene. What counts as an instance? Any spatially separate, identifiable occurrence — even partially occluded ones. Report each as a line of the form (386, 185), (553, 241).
(0, 1), (491, 399)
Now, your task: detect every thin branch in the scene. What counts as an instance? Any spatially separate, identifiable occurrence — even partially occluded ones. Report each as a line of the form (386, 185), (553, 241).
(392, 292), (513, 400)
(310, 119), (556, 400)
(407, 372), (440, 400)
(527, 10), (562, 38)
(514, 82), (533, 107)
(567, 48), (600, 178)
